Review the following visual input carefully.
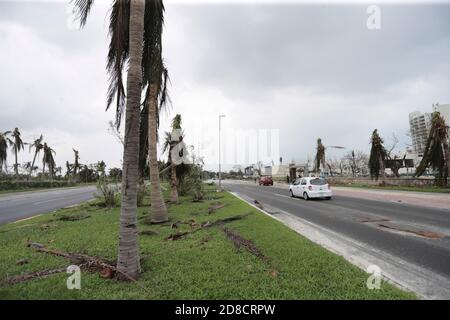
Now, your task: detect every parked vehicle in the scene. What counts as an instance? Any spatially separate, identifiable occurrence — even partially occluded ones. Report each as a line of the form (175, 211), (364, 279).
(289, 177), (332, 200)
(259, 175), (273, 186)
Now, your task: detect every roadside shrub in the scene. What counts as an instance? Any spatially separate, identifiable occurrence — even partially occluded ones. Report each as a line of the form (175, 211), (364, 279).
(179, 163), (204, 200)
(96, 179), (120, 208)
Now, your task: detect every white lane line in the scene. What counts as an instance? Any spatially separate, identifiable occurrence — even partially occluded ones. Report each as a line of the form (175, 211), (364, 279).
(275, 193), (290, 198)
(33, 198), (59, 205)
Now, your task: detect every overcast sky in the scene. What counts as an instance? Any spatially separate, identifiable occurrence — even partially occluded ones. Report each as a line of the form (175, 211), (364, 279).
(1, 1), (450, 172)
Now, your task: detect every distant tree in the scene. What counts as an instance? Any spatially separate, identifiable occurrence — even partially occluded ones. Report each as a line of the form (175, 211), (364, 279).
(0, 131), (10, 173)
(415, 112), (449, 185)
(9, 128), (25, 176)
(314, 138), (326, 175)
(97, 160), (107, 177)
(109, 167), (122, 181)
(369, 129), (386, 180)
(79, 164), (98, 183)
(344, 150), (368, 177)
(28, 134), (44, 178)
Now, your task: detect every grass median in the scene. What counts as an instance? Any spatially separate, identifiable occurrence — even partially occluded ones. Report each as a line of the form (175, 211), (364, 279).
(0, 185), (415, 299)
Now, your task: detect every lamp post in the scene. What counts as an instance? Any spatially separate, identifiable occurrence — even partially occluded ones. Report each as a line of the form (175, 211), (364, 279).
(218, 114), (226, 190)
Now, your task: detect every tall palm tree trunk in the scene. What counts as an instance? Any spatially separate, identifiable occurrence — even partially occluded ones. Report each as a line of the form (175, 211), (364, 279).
(14, 148), (18, 176)
(442, 140), (450, 186)
(170, 150), (178, 203)
(29, 151), (38, 178)
(116, 0), (145, 280)
(378, 155), (385, 180)
(147, 84), (168, 223)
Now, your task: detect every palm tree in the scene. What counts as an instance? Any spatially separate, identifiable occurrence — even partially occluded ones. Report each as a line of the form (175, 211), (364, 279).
(163, 114), (182, 203)
(146, 63), (170, 223)
(415, 112), (449, 185)
(72, 0), (158, 279)
(142, 1), (170, 223)
(9, 128), (24, 176)
(369, 129), (386, 181)
(42, 143), (56, 179)
(0, 131), (11, 173)
(28, 134), (44, 178)
(65, 161), (72, 178)
(314, 138), (325, 175)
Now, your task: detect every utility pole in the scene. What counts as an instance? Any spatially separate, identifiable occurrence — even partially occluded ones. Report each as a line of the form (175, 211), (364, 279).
(218, 114), (226, 190)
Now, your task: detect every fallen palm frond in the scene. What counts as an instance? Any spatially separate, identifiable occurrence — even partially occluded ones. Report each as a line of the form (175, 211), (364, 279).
(222, 227), (268, 262)
(207, 202), (226, 214)
(3, 266), (77, 285)
(57, 214), (91, 222)
(2, 241), (150, 294)
(164, 213), (252, 241)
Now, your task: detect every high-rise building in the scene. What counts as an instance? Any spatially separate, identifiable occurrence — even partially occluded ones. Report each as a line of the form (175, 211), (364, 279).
(409, 111), (432, 156)
(432, 103), (450, 127)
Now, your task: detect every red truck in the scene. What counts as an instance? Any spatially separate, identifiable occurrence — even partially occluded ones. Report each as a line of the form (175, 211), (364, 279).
(259, 176), (273, 186)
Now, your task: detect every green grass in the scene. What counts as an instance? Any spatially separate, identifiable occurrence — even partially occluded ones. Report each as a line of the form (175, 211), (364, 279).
(332, 183), (450, 193)
(0, 186), (415, 300)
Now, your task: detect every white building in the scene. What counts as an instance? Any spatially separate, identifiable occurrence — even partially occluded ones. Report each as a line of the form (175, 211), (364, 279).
(409, 111), (432, 156)
(432, 102), (450, 128)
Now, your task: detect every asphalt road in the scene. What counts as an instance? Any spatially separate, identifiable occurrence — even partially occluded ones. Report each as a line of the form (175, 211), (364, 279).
(0, 186), (97, 225)
(223, 181), (450, 279)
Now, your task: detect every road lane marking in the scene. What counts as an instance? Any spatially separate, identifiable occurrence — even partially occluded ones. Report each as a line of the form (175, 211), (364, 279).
(275, 193), (290, 198)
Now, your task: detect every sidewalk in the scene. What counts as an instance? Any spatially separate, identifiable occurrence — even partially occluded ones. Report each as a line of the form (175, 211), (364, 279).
(274, 182), (450, 211)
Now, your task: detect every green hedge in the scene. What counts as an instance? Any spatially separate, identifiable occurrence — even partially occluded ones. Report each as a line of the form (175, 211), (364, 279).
(0, 180), (76, 191)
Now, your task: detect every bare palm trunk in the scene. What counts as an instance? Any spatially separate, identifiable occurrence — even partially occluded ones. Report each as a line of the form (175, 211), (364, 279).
(170, 154), (178, 203)
(14, 148), (18, 176)
(147, 84), (168, 223)
(442, 140), (450, 186)
(379, 155), (385, 181)
(116, 0), (145, 280)
(29, 151), (38, 178)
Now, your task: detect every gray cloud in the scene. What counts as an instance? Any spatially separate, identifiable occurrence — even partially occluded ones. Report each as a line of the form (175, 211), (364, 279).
(1, 2), (449, 171)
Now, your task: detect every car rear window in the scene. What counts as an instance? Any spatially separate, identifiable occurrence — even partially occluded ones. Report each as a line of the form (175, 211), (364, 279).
(310, 178), (327, 185)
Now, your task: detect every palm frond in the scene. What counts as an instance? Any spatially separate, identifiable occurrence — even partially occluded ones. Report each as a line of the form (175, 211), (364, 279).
(106, 0), (130, 129)
(71, 0), (94, 28)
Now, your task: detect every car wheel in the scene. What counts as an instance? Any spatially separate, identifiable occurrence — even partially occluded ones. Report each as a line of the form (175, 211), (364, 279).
(303, 192), (309, 200)
(325, 196), (332, 200)
(289, 190), (294, 198)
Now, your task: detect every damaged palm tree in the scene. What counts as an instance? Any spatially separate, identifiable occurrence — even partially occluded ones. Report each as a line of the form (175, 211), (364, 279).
(42, 143), (56, 179)
(28, 135), (44, 178)
(369, 129), (387, 181)
(72, 0), (167, 279)
(314, 138), (326, 175)
(163, 114), (182, 203)
(72, 148), (80, 181)
(414, 112), (449, 186)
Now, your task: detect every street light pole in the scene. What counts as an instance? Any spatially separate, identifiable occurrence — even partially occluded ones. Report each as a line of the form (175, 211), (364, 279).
(218, 114), (226, 190)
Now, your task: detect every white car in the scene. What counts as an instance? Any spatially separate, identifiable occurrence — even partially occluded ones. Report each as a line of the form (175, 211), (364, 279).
(289, 177), (332, 200)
